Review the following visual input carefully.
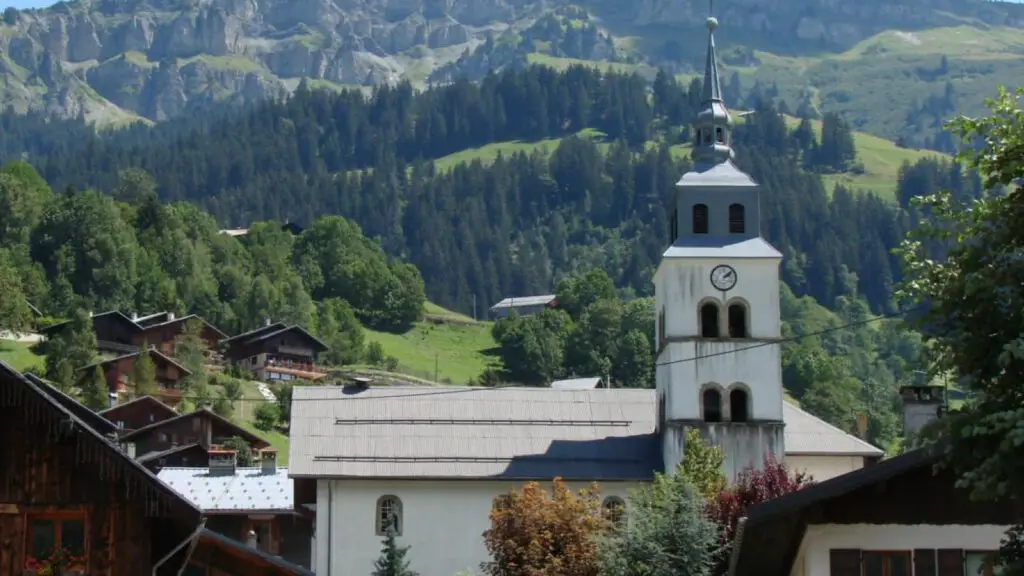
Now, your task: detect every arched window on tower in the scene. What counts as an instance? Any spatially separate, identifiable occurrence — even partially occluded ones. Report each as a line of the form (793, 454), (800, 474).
(729, 203), (745, 234)
(730, 388), (749, 423)
(700, 302), (720, 338)
(715, 127), (725, 143)
(728, 303), (748, 338)
(692, 204), (709, 234)
(702, 388), (722, 422)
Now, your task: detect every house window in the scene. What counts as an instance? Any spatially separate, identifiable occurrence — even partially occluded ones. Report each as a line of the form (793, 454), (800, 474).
(376, 495), (403, 536)
(602, 496), (626, 527)
(700, 303), (720, 338)
(966, 552), (1000, 576)
(702, 388), (722, 423)
(692, 204), (709, 234)
(729, 388), (749, 423)
(729, 203), (745, 234)
(26, 513), (87, 571)
(862, 552), (911, 576)
(728, 303), (748, 338)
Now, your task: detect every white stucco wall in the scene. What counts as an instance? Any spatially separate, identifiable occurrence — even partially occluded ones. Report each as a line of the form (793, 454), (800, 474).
(786, 455), (868, 483)
(315, 478), (641, 576)
(790, 524), (1010, 576)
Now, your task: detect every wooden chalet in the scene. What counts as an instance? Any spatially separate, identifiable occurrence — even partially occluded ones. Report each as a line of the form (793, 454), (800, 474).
(77, 348), (191, 405)
(159, 451), (314, 569)
(99, 395), (179, 432)
(40, 310), (227, 360)
(728, 443), (1022, 576)
(0, 362), (313, 575)
(220, 323), (328, 383)
(118, 408), (272, 460)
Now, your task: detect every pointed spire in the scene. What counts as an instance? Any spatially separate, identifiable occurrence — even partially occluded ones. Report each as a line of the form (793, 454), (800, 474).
(691, 0), (735, 167)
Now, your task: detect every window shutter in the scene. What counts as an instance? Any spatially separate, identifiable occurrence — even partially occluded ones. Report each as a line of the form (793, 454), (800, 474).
(938, 549), (965, 576)
(830, 549), (861, 576)
(915, 549), (937, 576)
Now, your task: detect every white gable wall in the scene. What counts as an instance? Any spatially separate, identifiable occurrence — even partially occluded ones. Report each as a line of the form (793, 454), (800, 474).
(315, 478), (641, 576)
(790, 524), (1008, 576)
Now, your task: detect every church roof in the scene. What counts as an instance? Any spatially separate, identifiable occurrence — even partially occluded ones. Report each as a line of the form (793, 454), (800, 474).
(662, 236), (782, 260)
(288, 387), (883, 480)
(288, 386), (661, 480)
(676, 159), (757, 188)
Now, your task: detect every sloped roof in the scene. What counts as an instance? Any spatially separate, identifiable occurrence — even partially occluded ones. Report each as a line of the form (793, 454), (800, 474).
(289, 386), (661, 480)
(661, 236), (782, 260)
(222, 323), (327, 353)
(158, 467), (294, 513)
(76, 348), (193, 376)
(196, 529), (314, 576)
(490, 295), (557, 310)
(137, 443), (206, 464)
(676, 159), (758, 188)
(38, 310), (138, 335)
(782, 402), (883, 457)
(24, 374), (119, 435)
(289, 388), (883, 480)
(120, 408), (271, 448)
(99, 395), (179, 422)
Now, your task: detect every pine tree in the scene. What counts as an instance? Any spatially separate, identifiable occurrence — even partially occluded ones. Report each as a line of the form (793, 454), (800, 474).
(131, 347), (157, 396)
(372, 526), (419, 576)
(81, 366), (109, 410)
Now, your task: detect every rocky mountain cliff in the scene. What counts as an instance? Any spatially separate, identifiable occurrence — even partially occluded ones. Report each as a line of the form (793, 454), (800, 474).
(0, 0), (1021, 125)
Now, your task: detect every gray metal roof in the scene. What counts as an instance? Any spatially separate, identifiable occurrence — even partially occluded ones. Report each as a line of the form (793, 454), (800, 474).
(782, 403), (883, 457)
(490, 294), (557, 310)
(662, 236), (783, 260)
(551, 377), (602, 390)
(288, 386), (661, 480)
(289, 387), (883, 479)
(157, 467), (294, 512)
(676, 160), (758, 188)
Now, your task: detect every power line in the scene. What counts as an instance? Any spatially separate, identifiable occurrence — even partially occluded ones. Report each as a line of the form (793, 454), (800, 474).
(164, 303), (922, 404)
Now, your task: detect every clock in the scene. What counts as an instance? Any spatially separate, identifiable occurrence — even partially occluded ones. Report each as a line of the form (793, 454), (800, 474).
(710, 265), (737, 292)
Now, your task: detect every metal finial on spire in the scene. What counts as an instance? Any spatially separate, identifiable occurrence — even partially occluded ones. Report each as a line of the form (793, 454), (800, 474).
(690, 0), (734, 166)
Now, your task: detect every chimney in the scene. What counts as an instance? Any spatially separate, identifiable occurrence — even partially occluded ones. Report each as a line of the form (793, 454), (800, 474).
(264, 318), (272, 327)
(900, 385), (946, 438)
(120, 442), (136, 459)
(209, 450), (238, 476)
(246, 530), (258, 549)
(855, 413), (868, 440)
(107, 392), (118, 410)
(261, 449), (278, 474)
(131, 312), (138, 321)
(168, 312), (175, 321)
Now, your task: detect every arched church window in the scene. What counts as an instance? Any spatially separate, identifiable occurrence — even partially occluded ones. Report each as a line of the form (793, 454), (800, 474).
(730, 388), (750, 423)
(715, 127), (725, 143)
(692, 204), (709, 234)
(376, 495), (403, 536)
(702, 388), (722, 422)
(728, 303), (748, 338)
(700, 302), (720, 338)
(602, 496), (626, 527)
(729, 203), (745, 234)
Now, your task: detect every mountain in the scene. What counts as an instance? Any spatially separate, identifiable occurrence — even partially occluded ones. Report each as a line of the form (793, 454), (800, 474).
(1, 0), (1022, 143)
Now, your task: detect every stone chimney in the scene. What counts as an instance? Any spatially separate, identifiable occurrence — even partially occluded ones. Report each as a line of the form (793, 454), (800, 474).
(261, 449), (278, 475)
(246, 530), (258, 549)
(168, 312), (175, 321)
(209, 450), (238, 476)
(107, 392), (118, 410)
(900, 385), (946, 437)
(131, 311), (138, 321)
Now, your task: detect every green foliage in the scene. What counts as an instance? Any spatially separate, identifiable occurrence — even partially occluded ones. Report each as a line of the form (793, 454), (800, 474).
(131, 348), (157, 396)
(598, 473), (720, 576)
(896, 86), (1024, 573)
(212, 393), (234, 418)
(274, 383), (294, 424)
(0, 249), (32, 333)
(221, 436), (254, 466)
(676, 428), (726, 501)
(81, 366), (109, 410)
(45, 308), (97, 391)
(372, 527), (419, 576)
(254, 402), (280, 432)
(317, 298), (366, 365)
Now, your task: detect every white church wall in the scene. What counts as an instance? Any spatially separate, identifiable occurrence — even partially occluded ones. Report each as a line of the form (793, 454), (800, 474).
(662, 422), (785, 482)
(314, 478), (641, 576)
(790, 524), (1008, 576)
(786, 455), (870, 483)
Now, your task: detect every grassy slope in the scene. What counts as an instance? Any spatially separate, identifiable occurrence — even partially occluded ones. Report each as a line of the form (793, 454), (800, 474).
(0, 340), (44, 372)
(431, 114), (943, 200)
(363, 302), (500, 385)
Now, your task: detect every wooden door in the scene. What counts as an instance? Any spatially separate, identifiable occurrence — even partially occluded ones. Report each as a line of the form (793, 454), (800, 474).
(0, 511), (24, 576)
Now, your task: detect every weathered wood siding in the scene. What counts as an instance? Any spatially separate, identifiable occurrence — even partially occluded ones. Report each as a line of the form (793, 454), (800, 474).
(0, 375), (202, 575)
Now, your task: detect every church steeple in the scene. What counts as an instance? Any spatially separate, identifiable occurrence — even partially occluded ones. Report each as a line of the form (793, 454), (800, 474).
(691, 12), (735, 167)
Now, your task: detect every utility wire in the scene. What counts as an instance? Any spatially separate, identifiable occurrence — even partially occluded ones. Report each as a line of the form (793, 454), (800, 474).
(160, 304), (924, 404)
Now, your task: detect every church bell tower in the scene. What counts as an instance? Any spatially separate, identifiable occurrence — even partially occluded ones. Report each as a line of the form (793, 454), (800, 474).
(654, 11), (785, 482)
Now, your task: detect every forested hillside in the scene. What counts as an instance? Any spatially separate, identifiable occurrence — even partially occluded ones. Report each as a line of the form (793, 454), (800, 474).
(0, 64), (984, 451)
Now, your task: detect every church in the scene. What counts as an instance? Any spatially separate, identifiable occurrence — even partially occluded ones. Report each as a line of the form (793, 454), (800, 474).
(287, 14), (883, 576)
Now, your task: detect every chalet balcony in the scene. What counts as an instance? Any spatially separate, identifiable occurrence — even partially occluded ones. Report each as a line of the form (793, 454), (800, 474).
(262, 358), (326, 381)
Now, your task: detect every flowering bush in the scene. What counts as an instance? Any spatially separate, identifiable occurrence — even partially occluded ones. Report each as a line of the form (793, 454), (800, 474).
(24, 545), (87, 575)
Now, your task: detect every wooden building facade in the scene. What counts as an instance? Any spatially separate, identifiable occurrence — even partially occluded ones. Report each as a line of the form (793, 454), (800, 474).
(0, 363), (203, 576)
(78, 349), (191, 405)
(98, 396), (179, 433)
(118, 408), (271, 457)
(220, 323), (328, 383)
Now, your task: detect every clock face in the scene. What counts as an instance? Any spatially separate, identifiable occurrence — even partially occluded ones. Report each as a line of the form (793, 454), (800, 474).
(710, 265), (738, 292)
